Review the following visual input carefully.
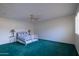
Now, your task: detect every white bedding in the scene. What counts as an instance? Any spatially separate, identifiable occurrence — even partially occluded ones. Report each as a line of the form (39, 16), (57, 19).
(16, 32), (38, 45)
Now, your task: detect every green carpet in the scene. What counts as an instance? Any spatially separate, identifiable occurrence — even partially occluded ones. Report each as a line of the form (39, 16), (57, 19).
(0, 39), (78, 56)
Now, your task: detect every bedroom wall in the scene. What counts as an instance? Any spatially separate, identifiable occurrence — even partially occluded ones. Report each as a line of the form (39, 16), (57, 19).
(0, 17), (34, 45)
(34, 15), (75, 44)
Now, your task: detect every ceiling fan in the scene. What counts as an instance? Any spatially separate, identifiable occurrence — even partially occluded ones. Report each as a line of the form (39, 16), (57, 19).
(30, 14), (40, 21)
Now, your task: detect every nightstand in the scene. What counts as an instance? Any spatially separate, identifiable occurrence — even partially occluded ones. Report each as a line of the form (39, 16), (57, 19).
(9, 36), (16, 43)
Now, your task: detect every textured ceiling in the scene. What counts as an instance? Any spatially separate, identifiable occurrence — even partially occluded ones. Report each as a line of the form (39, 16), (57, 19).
(0, 3), (78, 21)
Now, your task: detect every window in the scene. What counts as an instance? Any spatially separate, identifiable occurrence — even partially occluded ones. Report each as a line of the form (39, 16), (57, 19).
(75, 12), (79, 35)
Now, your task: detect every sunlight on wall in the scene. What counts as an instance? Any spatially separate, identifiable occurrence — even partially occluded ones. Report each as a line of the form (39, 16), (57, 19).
(75, 12), (79, 35)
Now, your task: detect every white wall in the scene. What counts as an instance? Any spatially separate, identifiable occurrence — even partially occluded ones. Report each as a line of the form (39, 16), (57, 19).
(34, 15), (75, 44)
(0, 17), (34, 45)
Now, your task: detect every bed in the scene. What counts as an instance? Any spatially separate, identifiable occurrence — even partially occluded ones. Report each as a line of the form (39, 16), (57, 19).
(16, 32), (38, 45)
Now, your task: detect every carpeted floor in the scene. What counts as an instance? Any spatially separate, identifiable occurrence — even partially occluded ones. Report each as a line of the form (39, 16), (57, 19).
(0, 39), (78, 56)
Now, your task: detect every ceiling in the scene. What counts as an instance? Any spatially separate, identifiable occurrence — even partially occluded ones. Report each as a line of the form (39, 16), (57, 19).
(0, 3), (78, 21)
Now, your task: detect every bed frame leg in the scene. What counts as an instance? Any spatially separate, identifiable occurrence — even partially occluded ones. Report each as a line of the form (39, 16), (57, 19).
(25, 42), (27, 46)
